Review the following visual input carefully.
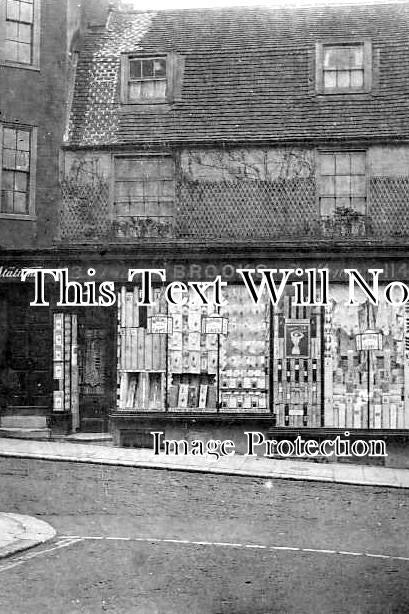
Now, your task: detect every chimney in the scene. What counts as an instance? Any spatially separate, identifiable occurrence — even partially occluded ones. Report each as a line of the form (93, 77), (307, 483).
(81, 0), (119, 29)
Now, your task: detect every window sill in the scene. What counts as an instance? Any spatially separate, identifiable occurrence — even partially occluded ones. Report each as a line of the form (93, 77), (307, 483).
(120, 102), (171, 112)
(0, 60), (40, 72)
(316, 89), (371, 99)
(0, 213), (36, 221)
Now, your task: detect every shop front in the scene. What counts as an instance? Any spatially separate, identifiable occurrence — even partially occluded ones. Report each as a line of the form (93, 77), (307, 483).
(2, 249), (409, 466)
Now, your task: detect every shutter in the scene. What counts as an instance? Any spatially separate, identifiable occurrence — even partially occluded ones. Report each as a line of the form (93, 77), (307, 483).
(167, 52), (186, 103)
(120, 54), (129, 103)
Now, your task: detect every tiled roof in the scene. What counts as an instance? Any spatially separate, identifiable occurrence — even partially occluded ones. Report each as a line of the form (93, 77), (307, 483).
(67, 3), (409, 147)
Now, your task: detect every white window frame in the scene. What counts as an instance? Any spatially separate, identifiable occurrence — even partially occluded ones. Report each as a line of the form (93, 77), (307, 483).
(317, 149), (368, 217)
(0, 0), (41, 70)
(113, 153), (176, 220)
(316, 40), (372, 95)
(0, 123), (37, 220)
(120, 52), (185, 105)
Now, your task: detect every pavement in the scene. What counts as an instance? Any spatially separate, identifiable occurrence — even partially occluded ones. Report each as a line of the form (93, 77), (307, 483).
(0, 513), (56, 559)
(1, 436), (409, 489)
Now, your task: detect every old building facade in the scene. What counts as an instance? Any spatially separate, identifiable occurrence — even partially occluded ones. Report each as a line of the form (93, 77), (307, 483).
(3, 2), (409, 464)
(0, 0), (118, 436)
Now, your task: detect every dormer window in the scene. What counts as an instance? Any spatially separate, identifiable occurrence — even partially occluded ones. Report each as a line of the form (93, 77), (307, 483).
(316, 41), (372, 94)
(120, 52), (185, 105)
(128, 57), (167, 101)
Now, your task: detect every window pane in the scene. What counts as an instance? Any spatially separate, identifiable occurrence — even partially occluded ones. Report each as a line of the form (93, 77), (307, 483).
(140, 81), (156, 99)
(324, 46), (349, 69)
(129, 60), (141, 79)
(142, 59), (154, 78)
(3, 128), (16, 149)
(145, 182), (159, 197)
(6, 21), (18, 38)
(3, 149), (16, 169)
(18, 23), (32, 43)
(337, 70), (351, 89)
(6, 1), (20, 20)
(147, 202), (160, 217)
(319, 175), (335, 196)
(14, 171), (28, 192)
(335, 175), (351, 196)
(20, 2), (34, 23)
(158, 200), (174, 217)
(351, 153), (366, 174)
(2, 171), (14, 190)
(323, 70), (336, 89)
(158, 159), (175, 177)
(161, 181), (175, 197)
(350, 45), (364, 68)
(14, 192), (28, 213)
(153, 79), (166, 98)
(351, 175), (366, 197)
(320, 154), (335, 175)
(128, 202), (145, 216)
(17, 130), (30, 151)
(116, 181), (137, 200)
(336, 197), (351, 209)
(335, 154), (350, 175)
(4, 40), (18, 62)
(17, 42), (31, 64)
(1, 191), (14, 212)
(153, 58), (166, 77)
(351, 197), (366, 214)
(350, 69), (364, 88)
(116, 202), (130, 217)
(320, 197), (336, 216)
(128, 81), (141, 100)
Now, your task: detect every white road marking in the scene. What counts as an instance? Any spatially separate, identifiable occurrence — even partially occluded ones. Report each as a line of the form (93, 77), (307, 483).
(62, 535), (409, 563)
(338, 551), (363, 556)
(2, 534), (408, 574)
(0, 538), (83, 572)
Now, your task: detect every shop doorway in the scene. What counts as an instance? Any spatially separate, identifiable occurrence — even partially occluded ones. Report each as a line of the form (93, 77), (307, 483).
(78, 308), (116, 432)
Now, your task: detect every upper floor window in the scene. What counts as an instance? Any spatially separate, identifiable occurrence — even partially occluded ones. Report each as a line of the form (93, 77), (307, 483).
(128, 57), (167, 101)
(0, 125), (36, 218)
(114, 155), (175, 238)
(120, 52), (185, 105)
(318, 151), (366, 216)
(316, 41), (372, 94)
(0, 0), (40, 68)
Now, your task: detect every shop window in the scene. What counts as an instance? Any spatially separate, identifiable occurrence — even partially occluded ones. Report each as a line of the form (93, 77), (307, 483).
(120, 52), (185, 104)
(318, 151), (366, 216)
(114, 155), (175, 237)
(316, 41), (372, 94)
(0, 0), (40, 68)
(0, 124), (36, 218)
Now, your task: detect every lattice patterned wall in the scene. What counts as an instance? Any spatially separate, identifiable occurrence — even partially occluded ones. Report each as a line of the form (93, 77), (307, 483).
(59, 175), (409, 242)
(60, 179), (111, 241)
(369, 177), (409, 237)
(177, 179), (316, 239)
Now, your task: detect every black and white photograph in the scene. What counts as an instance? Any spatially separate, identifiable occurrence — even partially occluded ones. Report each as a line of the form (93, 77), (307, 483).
(1, 0), (409, 611)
